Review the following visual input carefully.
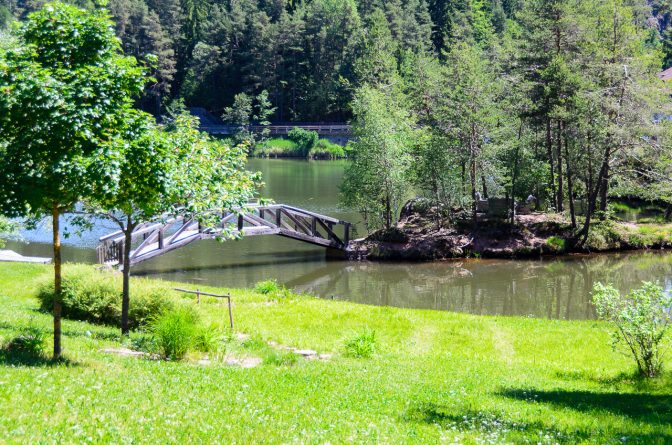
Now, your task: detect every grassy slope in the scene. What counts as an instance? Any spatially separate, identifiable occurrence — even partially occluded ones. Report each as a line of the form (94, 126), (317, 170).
(0, 263), (671, 444)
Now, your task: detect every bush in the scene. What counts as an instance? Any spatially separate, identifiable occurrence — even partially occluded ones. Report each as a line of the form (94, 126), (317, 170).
(37, 266), (174, 330)
(545, 236), (566, 252)
(255, 279), (280, 295)
(151, 306), (200, 360)
(309, 139), (346, 159)
(592, 282), (672, 377)
(287, 127), (318, 157)
(344, 329), (377, 358)
(254, 138), (301, 157)
(2, 324), (46, 356)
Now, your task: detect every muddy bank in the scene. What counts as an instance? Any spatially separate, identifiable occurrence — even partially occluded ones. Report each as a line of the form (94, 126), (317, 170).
(346, 201), (672, 261)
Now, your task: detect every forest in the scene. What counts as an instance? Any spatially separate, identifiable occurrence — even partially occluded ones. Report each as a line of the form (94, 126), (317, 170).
(2, 0), (672, 233)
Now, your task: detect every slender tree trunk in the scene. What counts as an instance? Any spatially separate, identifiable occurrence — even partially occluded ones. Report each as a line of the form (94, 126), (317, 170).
(599, 159), (610, 219)
(556, 120), (564, 212)
(52, 204), (62, 360)
(565, 132), (576, 229)
(481, 174), (488, 199)
(121, 217), (133, 336)
(546, 118), (556, 211)
(385, 196), (391, 230)
(579, 145), (611, 244)
(470, 157), (477, 224)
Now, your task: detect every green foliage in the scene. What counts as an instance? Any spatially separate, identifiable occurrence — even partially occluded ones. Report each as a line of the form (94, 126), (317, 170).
(546, 236), (566, 252)
(2, 324), (47, 356)
(309, 139), (346, 159)
(36, 266), (174, 329)
(287, 128), (318, 157)
(255, 279), (280, 295)
(150, 305), (200, 360)
(341, 85), (416, 231)
(0, 2), (147, 219)
(0, 217), (17, 248)
(343, 328), (377, 358)
(593, 282), (672, 378)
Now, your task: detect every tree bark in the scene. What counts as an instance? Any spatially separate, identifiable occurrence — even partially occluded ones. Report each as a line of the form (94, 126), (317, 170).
(556, 120), (564, 212)
(470, 159), (477, 224)
(52, 204), (62, 360)
(599, 159), (610, 219)
(546, 118), (556, 211)
(481, 173), (488, 199)
(564, 131), (576, 229)
(121, 217), (134, 336)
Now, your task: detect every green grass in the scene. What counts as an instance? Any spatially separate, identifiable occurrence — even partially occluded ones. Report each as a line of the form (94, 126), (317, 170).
(309, 139), (347, 159)
(0, 263), (671, 443)
(253, 138), (301, 157)
(253, 138), (347, 159)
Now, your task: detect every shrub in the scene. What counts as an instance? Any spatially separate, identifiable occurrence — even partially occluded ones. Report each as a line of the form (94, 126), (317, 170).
(287, 127), (318, 156)
(592, 282), (672, 377)
(309, 139), (346, 159)
(3, 324), (47, 356)
(255, 279), (280, 295)
(546, 236), (566, 252)
(151, 306), (200, 360)
(193, 323), (226, 354)
(37, 266), (174, 329)
(344, 329), (377, 358)
(254, 138), (301, 157)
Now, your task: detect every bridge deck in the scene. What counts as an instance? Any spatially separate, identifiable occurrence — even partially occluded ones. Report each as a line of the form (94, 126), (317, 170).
(97, 204), (352, 267)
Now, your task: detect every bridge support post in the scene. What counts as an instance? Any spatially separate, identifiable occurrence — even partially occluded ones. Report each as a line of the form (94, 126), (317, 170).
(325, 247), (347, 260)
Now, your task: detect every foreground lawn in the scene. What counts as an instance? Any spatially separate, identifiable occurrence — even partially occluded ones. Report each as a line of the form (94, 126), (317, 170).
(0, 263), (670, 444)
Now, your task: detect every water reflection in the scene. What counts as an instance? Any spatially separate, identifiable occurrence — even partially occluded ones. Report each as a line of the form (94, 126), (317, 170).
(7, 159), (672, 320)
(143, 250), (672, 321)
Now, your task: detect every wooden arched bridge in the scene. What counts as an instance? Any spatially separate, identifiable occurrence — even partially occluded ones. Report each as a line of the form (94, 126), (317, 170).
(96, 204), (352, 267)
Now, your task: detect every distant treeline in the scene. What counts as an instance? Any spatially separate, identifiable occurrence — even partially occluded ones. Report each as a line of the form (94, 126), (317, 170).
(1, 0), (672, 121)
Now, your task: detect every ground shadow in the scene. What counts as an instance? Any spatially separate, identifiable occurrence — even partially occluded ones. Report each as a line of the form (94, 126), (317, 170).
(0, 348), (77, 367)
(406, 401), (672, 444)
(499, 388), (672, 424)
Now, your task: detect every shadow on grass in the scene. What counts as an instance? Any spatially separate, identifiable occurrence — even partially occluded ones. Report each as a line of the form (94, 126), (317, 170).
(0, 349), (77, 367)
(405, 402), (589, 443)
(406, 401), (672, 444)
(499, 388), (672, 424)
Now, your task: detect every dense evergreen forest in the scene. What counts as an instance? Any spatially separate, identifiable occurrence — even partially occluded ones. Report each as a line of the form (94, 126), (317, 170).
(1, 0), (671, 121)
(2, 0), (672, 234)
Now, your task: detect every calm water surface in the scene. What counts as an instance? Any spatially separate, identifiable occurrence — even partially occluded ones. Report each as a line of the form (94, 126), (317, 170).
(10, 159), (672, 320)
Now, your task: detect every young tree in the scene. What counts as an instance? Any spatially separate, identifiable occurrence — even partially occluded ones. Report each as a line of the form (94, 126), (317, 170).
(86, 111), (260, 335)
(341, 85), (416, 231)
(0, 3), (146, 358)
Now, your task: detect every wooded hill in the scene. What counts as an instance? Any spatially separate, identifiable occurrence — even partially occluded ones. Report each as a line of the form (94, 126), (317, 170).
(1, 0), (671, 121)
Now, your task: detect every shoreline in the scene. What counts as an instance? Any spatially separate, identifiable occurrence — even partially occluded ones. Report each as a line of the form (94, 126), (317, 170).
(346, 206), (672, 261)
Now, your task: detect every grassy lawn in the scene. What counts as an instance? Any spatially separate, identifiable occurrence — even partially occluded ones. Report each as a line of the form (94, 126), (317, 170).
(0, 263), (671, 444)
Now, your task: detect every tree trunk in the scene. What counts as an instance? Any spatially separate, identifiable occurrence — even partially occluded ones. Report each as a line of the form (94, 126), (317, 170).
(556, 120), (564, 212)
(121, 218), (133, 336)
(52, 205), (62, 360)
(564, 132), (576, 229)
(579, 145), (611, 245)
(599, 159), (610, 219)
(546, 118), (556, 211)
(470, 157), (477, 224)
(481, 174), (488, 199)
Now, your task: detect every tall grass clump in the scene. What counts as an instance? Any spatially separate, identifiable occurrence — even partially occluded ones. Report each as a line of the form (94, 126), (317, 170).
(37, 265), (174, 329)
(344, 329), (377, 358)
(151, 306), (200, 360)
(309, 139), (346, 159)
(2, 323), (47, 357)
(255, 279), (280, 295)
(593, 282), (672, 378)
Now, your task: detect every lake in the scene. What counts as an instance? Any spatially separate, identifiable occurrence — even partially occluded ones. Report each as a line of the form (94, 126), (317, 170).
(8, 158), (672, 320)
